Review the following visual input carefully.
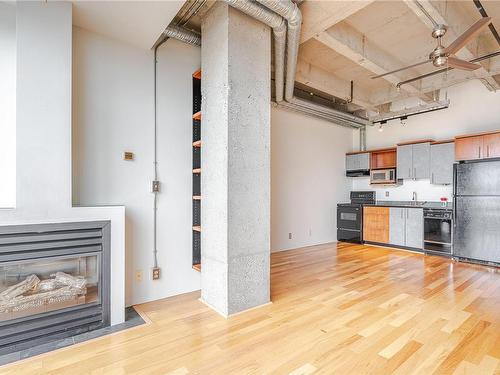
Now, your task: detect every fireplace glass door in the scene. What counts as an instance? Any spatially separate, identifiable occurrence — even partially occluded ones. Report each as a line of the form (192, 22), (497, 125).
(0, 254), (99, 322)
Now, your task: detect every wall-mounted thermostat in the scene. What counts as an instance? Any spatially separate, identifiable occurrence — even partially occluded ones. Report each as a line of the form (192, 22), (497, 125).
(124, 152), (134, 161)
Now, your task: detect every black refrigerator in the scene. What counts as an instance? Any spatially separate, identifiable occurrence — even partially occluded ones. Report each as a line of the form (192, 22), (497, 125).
(453, 160), (500, 264)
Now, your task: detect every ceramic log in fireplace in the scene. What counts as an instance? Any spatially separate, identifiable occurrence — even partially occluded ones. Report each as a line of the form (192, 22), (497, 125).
(0, 221), (110, 354)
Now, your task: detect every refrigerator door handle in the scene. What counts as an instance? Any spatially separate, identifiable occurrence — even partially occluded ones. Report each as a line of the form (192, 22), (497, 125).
(453, 164), (457, 226)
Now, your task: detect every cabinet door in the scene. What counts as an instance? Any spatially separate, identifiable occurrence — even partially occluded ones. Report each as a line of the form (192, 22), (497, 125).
(389, 207), (406, 247)
(483, 133), (500, 159)
(363, 207), (389, 243)
(455, 136), (483, 161)
(358, 153), (370, 170)
(346, 154), (357, 170)
(397, 145), (412, 179)
(412, 142), (430, 179)
(430, 143), (454, 185)
(405, 208), (423, 249)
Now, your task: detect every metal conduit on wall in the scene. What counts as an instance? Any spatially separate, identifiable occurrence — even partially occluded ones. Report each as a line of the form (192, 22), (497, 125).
(151, 24), (201, 273)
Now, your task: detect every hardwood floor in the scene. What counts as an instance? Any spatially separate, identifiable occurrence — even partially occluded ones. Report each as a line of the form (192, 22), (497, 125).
(2, 242), (500, 374)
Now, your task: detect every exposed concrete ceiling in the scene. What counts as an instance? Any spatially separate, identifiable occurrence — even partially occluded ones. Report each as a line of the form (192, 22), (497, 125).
(297, 0), (500, 110)
(72, 1), (184, 49)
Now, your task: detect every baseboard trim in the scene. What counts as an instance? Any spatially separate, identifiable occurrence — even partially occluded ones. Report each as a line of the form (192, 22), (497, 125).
(199, 298), (272, 319)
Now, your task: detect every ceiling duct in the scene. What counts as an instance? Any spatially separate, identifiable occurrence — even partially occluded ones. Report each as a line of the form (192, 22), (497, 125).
(161, 24), (201, 46)
(256, 0), (302, 101)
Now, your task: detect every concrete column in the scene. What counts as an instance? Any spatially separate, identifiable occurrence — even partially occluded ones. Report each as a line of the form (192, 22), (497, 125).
(201, 2), (271, 316)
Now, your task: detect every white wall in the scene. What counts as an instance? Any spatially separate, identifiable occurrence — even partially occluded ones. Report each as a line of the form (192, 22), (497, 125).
(0, 2), (125, 325)
(352, 80), (500, 202)
(72, 27), (201, 306)
(271, 107), (352, 252)
(0, 3), (16, 208)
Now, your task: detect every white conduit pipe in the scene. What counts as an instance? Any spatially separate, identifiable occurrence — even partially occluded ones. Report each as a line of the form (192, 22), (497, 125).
(224, 0), (286, 102)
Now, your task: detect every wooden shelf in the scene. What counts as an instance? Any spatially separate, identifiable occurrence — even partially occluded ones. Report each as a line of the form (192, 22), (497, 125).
(193, 196), (201, 200)
(192, 69), (201, 80)
(370, 148), (397, 170)
(193, 140), (201, 148)
(193, 168), (201, 174)
(192, 263), (201, 272)
(192, 111), (201, 121)
(193, 226), (201, 232)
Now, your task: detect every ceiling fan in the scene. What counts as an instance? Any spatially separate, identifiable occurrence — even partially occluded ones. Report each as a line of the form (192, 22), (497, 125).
(372, 16), (492, 80)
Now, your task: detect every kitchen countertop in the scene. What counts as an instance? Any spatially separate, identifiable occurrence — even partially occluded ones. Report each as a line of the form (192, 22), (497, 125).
(364, 201), (453, 210)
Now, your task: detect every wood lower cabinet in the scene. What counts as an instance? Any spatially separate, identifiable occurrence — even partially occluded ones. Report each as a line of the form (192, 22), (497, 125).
(363, 206), (389, 243)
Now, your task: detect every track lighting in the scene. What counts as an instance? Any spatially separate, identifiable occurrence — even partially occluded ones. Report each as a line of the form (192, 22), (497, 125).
(379, 120), (386, 132)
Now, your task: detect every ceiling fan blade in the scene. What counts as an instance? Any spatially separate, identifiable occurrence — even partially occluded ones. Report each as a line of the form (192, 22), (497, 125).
(444, 17), (492, 55)
(371, 60), (431, 79)
(447, 56), (482, 71)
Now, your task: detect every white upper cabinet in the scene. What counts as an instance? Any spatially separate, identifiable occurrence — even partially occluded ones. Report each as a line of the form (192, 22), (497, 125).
(430, 142), (455, 185)
(396, 142), (430, 180)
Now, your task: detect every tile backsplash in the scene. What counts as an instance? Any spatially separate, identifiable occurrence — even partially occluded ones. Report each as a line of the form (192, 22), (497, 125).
(351, 178), (453, 202)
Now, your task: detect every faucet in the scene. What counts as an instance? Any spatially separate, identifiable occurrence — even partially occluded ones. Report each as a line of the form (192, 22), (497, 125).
(412, 192), (417, 202)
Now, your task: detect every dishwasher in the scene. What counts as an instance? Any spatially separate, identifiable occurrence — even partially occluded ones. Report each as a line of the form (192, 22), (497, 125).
(423, 208), (453, 256)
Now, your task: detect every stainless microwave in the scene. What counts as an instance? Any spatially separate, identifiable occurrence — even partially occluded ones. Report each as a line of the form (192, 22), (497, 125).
(370, 169), (396, 184)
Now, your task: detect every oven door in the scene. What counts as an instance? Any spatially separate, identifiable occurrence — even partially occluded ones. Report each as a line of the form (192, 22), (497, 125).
(337, 205), (361, 231)
(424, 217), (452, 254)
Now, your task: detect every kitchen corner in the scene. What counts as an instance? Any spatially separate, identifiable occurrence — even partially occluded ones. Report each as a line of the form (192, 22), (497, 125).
(340, 130), (500, 268)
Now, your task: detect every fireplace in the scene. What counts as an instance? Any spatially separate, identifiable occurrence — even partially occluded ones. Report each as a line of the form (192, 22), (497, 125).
(0, 221), (110, 354)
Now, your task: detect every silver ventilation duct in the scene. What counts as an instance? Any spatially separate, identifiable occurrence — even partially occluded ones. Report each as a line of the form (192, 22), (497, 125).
(224, 0), (286, 103)
(281, 97), (368, 128)
(162, 25), (201, 46)
(256, 0), (302, 101)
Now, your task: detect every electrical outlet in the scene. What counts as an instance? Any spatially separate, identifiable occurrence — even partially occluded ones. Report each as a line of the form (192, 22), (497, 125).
(135, 270), (143, 282)
(385, 191), (389, 197)
(152, 267), (160, 280)
(288, 232), (292, 239)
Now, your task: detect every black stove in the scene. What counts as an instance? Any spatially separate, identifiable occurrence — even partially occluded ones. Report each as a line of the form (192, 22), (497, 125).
(337, 191), (376, 243)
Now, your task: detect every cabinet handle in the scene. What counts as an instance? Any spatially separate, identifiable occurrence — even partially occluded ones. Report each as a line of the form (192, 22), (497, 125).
(414, 167), (416, 180)
(479, 146), (481, 159)
(408, 168), (411, 178)
(406, 209), (409, 219)
(401, 210), (403, 219)
(431, 172), (434, 184)
(487, 145), (490, 158)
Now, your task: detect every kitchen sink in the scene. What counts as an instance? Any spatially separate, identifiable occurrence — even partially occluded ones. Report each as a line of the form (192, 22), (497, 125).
(408, 201), (427, 206)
